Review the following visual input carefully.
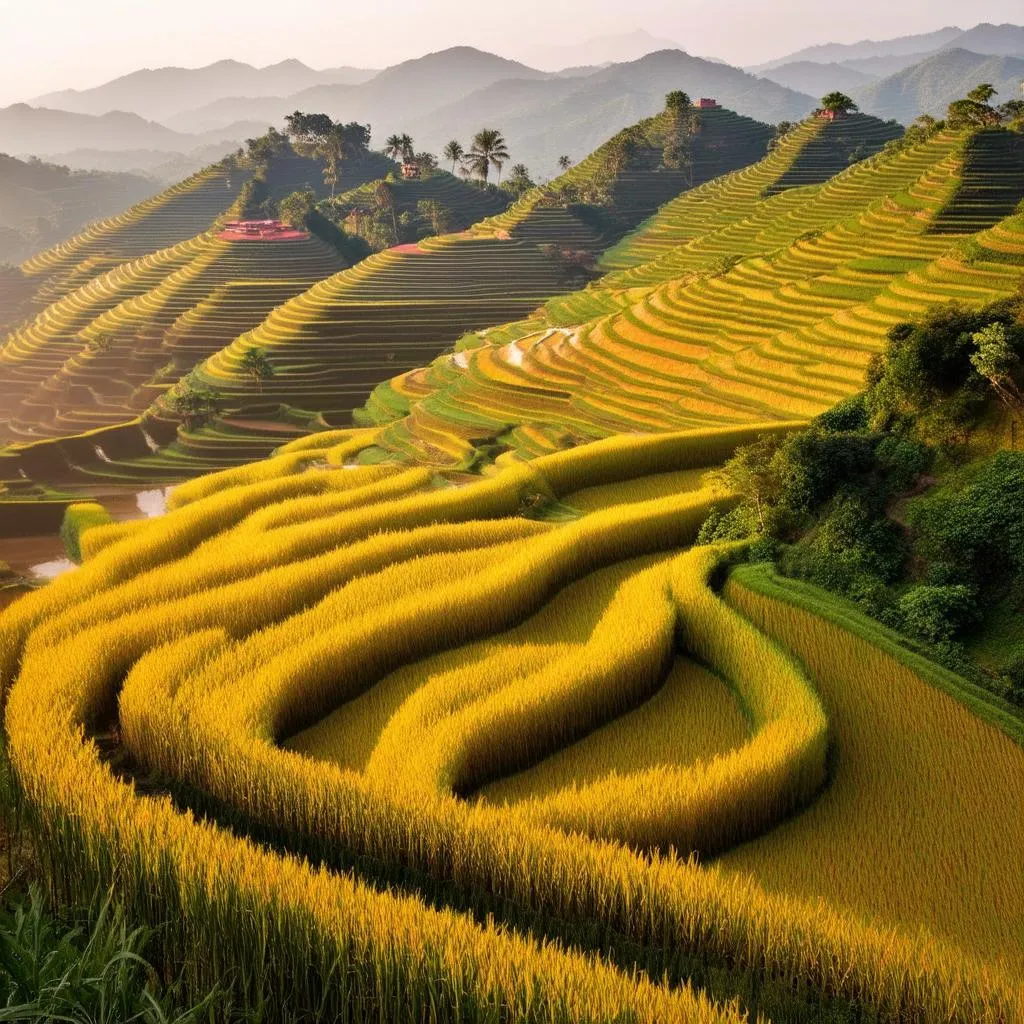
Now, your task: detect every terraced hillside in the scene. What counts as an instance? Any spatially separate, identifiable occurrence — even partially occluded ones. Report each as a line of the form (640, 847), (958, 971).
(139, 108), (774, 463)
(357, 125), (1024, 466)
(0, 104), (778, 485)
(0, 149), (402, 453)
(2, 425), (1019, 1024)
(325, 169), (511, 236)
(19, 163), (246, 308)
(1, 230), (347, 441)
(762, 112), (902, 196)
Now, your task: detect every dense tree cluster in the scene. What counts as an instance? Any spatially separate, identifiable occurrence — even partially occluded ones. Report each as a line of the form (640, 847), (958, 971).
(702, 297), (1024, 702)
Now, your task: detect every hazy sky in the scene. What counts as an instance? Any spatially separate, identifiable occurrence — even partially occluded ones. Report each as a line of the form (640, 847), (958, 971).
(2, 0), (1022, 105)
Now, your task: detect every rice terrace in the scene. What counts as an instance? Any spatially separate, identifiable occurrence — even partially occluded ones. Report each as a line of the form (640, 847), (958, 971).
(0, 5), (1023, 1022)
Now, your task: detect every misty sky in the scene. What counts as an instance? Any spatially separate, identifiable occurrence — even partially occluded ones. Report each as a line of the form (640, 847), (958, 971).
(3, 0), (1022, 106)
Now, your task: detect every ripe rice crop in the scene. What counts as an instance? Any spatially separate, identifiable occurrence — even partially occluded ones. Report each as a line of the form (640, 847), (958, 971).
(3, 424), (1021, 1023)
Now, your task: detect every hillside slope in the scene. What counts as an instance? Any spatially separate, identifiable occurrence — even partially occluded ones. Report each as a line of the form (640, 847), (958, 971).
(0, 149), (392, 446)
(855, 49), (1024, 124)
(353, 125), (1024, 467)
(0, 153), (155, 263)
(1, 104), (774, 482)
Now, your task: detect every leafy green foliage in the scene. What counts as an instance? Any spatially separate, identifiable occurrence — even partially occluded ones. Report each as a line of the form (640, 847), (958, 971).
(277, 188), (317, 229)
(166, 378), (221, 431)
(0, 887), (217, 1023)
(702, 298), (1024, 700)
(866, 300), (1024, 451)
(820, 92), (858, 114)
(59, 503), (113, 564)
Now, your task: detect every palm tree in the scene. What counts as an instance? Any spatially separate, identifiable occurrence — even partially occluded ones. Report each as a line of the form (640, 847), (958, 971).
(385, 134), (404, 162)
(399, 133), (414, 161)
(465, 129), (510, 184)
(557, 154), (572, 172)
(443, 140), (464, 172)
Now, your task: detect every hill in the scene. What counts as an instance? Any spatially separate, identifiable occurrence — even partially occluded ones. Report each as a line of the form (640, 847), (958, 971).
(753, 24), (966, 70)
(0, 145), (393, 447)
(32, 59), (379, 122)
(166, 48), (552, 135)
(416, 50), (813, 178)
(0, 103), (775, 481)
(0, 104), (264, 171)
(167, 49), (813, 179)
(352, 124), (1022, 468)
(0, 104), (189, 155)
(754, 22), (1024, 88)
(757, 60), (878, 97)
(0, 152), (155, 263)
(854, 50), (1024, 124)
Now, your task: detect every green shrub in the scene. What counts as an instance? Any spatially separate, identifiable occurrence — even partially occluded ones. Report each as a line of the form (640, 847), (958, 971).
(907, 451), (1024, 586)
(60, 503), (113, 564)
(897, 584), (979, 644)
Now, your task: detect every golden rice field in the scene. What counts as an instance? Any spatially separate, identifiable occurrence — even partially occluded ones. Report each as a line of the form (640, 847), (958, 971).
(2, 118), (1023, 1023)
(2, 419), (1022, 1022)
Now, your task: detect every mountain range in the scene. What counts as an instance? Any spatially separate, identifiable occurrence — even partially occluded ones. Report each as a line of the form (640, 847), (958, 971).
(2, 22), (1022, 183)
(3, 48), (814, 180)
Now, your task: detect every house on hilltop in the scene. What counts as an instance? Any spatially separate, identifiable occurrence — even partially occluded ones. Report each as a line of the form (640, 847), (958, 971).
(695, 97), (720, 109)
(401, 162), (421, 180)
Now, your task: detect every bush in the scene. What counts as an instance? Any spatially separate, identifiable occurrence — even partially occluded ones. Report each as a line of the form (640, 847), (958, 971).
(907, 451), (1024, 586)
(897, 584), (979, 644)
(815, 393), (868, 432)
(60, 503), (113, 564)
(998, 643), (1024, 706)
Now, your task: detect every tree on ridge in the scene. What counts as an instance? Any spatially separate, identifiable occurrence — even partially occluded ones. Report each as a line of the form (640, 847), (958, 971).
(465, 129), (510, 184)
(820, 92), (859, 114)
(443, 140), (464, 172)
(558, 155), (572, 172)
(240, 347), (275, 393)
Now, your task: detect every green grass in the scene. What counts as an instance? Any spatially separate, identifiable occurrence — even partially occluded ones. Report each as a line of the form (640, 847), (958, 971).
(730, 562), (1024, 746)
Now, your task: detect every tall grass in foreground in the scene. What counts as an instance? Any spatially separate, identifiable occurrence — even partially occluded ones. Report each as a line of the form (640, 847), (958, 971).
(1, 427), (1020, 1023)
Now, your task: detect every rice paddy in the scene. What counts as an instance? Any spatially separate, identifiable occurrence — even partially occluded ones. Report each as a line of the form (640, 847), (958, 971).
(1, 112), (1022, 1023)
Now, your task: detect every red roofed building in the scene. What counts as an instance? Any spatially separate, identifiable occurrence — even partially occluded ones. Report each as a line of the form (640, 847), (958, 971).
(695, 98), (720, 109)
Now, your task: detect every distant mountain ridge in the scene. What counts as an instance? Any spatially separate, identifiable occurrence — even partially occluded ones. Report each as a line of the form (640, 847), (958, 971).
(0, 104), (267, 165)
(0, 152), (155, 263)
(852, 50), (1024, 125)
(32, 59), (379, 122)
(753, 22), (1024, 74)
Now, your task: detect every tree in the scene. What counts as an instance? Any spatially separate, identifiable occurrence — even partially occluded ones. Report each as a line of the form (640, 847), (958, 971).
(662, 92), (699, 178)
(414, 151), (438, 175)
(167, 380), (221, 431)
(970, 322), (1024, 411)
(664, 90), (691, 113)
(465, 129), (510, 183)
(240, 347), (275, 393)
(399, 134), (414, 161)
(998, 99), (1024, 122)
(557, 155), (572, 172)
(417, 199), (454, 236)
(443, 140), (464, 172)
(708, 434), (788, 533)
(278, 189), (317, 229)
(374, 180), (398, 243)
(947, 85), (1000, 129)
(503, 163), (534, 198)
(967, 83), (997, 105)
(245, 127), (290, 164)
(385, 135), (404, 162)
(820, 91), (858, 114)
